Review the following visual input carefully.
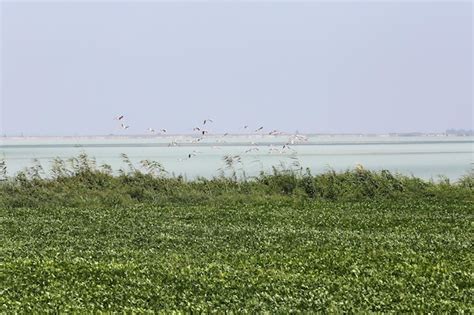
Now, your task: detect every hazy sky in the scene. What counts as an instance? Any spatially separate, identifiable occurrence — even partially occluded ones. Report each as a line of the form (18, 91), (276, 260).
(1, 1), (472, 136)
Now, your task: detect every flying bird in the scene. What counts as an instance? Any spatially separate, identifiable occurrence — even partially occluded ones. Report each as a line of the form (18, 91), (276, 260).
(268, 147), (280, 154)
(188, 150), (200, 159)
(282, 143), (297, 153)
(147, 128), (156, 133)
(121, 123), (129, 130)
(201, 130), (208, 135)
(193, 127), (201, 132)
(255, 126), (264, 132)
(161, 129), (167, 133)
(284, 134), (309, 145)
(168, 140), (178, 147)
(116, 115), (124, 120)
(245, 147), (259, 153)
(203, 119), (213, 125)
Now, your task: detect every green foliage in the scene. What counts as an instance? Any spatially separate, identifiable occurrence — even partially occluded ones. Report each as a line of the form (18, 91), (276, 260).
(0, 154), (472, 209)
(0, 158), (7, 181)
(458, 170), (474, 189)
(0, 155), (473, 311)
(1, 199), (473, 312)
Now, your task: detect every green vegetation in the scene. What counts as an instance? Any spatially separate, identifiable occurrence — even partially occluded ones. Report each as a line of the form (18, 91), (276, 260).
(0, 155), (473, 312)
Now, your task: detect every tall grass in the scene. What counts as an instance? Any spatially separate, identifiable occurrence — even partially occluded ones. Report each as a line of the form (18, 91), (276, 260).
(0, 154), (472, 208)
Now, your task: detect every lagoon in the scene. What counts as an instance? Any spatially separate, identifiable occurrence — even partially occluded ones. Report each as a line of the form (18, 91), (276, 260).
(1, 135), (472, 180)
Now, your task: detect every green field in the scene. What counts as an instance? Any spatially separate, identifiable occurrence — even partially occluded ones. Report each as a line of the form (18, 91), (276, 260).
(1, 156), (473, 312)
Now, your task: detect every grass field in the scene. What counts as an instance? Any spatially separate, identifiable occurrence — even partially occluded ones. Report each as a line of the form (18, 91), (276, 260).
(0, 156), (473, 312)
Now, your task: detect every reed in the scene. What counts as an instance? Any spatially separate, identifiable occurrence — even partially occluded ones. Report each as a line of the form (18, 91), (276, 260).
(0, 154), (471, 209)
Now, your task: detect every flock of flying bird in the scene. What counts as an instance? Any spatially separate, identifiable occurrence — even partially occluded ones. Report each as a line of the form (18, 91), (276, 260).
(114, 114), (308, 161)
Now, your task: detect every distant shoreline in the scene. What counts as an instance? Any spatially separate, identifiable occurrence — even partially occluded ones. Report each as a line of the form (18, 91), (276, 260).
(1, 133), (472, 149)
(1, 132), (473, 141)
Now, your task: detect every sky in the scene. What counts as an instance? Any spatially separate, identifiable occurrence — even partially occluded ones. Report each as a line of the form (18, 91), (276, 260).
(0, 1), (472, 136)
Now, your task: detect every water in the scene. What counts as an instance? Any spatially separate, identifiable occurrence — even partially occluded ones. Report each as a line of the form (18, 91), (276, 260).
(1, 135), (472, 180)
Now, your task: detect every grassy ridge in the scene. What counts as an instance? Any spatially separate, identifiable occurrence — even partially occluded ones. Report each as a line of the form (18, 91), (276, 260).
(0, 154), (472, 208)
(0, 155), (473, 311)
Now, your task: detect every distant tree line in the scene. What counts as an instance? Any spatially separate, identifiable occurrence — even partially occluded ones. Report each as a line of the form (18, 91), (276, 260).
(445, 129), (473, 136)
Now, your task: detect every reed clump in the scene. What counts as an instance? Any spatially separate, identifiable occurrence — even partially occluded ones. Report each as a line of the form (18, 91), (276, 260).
(0, 154), (471, 208)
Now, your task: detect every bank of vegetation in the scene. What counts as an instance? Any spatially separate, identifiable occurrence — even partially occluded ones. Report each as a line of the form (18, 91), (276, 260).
(0, 154), (472, 312)
(0, 153), (472, 208)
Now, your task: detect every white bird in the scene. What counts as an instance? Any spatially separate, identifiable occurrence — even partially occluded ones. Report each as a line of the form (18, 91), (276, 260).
(282, 143), (297, 153)
(268, 145), (280, 154)
(255, 126), (263, 132)
(245, 147), (259, 153)
(160, 129), (167, 133)
(201, 130), (208, 135)
(147, 128), (156, 133)
(289, 134), (308, 143)
(188, 150), (200, 159)
(168, 140), (178, 147)
(203, 119), (213, 125)
(121, 123), (129, 129)
(116, 115), (124, 120)
(193, 127), (201, 132)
